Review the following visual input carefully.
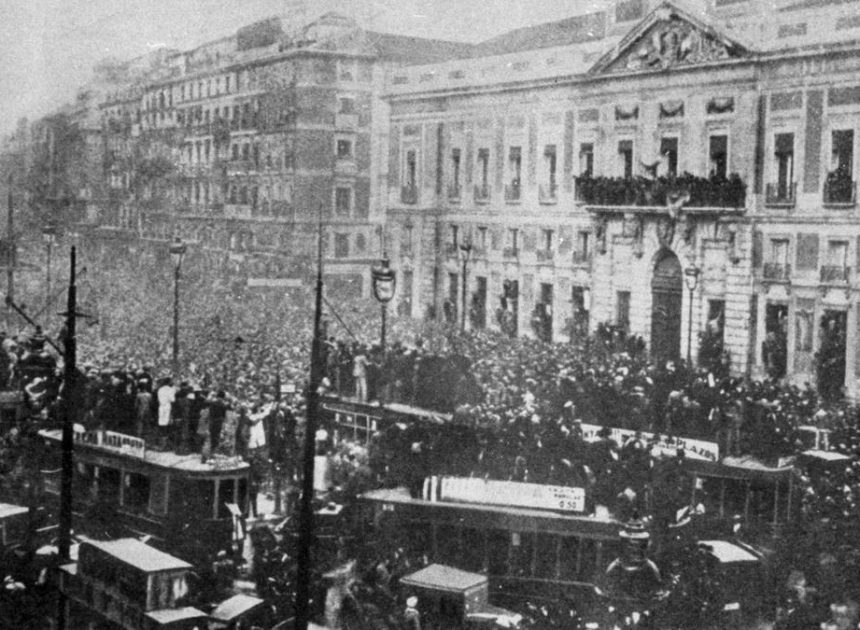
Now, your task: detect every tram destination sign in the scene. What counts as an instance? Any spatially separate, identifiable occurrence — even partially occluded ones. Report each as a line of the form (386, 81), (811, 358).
(580, 423), (719, 462)
(425, 476), (586, 513)
(73, 428), (146, 458)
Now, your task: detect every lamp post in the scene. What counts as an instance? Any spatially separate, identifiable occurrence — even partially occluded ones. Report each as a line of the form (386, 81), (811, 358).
(684, 266), (700, 366)
(459, 239), (473, 332)
(370, 255), (396, 351)
(42, 224), (57, 322)
(169, 237), (187, 379)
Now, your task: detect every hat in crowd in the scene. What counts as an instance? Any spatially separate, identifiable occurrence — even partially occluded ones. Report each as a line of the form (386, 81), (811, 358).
(406, 596), (418, 608)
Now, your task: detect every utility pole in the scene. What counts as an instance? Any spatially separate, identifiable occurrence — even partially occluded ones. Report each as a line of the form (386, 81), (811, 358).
(57, 246), (77, 630)
(294, 207), (324, 630)
(6, 172), (13, 328)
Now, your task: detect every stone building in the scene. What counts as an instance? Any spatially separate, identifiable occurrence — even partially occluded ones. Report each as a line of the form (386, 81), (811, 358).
(383, 0), (860, 398)
(92, 13), (472, 297)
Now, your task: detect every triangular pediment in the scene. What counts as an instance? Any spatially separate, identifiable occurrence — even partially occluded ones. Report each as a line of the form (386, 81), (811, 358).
(589, 3), (751, 75)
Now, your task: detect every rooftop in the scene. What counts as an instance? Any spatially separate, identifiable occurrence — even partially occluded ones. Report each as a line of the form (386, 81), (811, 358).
(84, 538), (192, 573)
(401, 563), (488, 593)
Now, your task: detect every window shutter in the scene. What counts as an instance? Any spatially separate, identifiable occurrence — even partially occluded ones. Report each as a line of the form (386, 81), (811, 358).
(752, 230), (763, 269)
(796, 233), (819, 270)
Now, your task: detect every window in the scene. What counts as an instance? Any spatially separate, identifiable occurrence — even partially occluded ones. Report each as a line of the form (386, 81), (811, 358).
(336, 139), (353, 159)
(335, 187), (352, 215)
(575, 231), (590, 263)
(827, 240), (848, 268)
(506, 228), (519, 252)
(477, 148), (490, 196)
(709, 134), (728, 178)
(226, 75), (231, 93)
(542, 229), (554, 251)
(542, 144), (557, 199)
(477, 226), (488, 250)
(405, 149), (417, 189)
(339, 97), (355, 114)
(449, 224), (459, 249)
(616, 291), (631, 332)
(774, 133), (794, 191)
(507, 146), (522, 199)
(764, 237), (790, 280)
(450, 148), (461, 196)
(579, 142), (594, 177)
(831, 129), (854, 176)
(123, 472), (150, 511)
(660, 137), (679, 177)
(334, 233), (350, 258)
(618, 140), (634, 178)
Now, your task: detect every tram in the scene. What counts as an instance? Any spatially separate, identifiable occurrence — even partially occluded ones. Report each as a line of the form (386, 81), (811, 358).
(38, 427), (251, 563)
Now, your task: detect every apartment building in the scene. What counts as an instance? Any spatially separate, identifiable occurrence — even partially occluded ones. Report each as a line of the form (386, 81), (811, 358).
(383, 0), (860, 397)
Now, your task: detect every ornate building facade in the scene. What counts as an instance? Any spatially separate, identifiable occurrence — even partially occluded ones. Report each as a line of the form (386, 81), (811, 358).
(383, 0), (860, 398)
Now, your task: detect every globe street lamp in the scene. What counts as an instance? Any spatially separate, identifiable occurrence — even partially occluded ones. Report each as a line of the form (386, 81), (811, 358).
(42, 224), (57, 322)
(459, 239), (473, 332)
(684, 266), (701, 366)
(370, 255), (396, 351)
(169, 237), (187, 379)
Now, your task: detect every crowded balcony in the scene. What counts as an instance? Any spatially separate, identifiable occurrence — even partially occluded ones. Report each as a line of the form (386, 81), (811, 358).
(823, 174), (856, 207)
(820, 265), (850, 284)
(400, 184), (418, 205)
(574, 173), (746, 210)
(764, 182), (797, 208)
(538, 183), (558, 204)
(763, 263), (791, 282)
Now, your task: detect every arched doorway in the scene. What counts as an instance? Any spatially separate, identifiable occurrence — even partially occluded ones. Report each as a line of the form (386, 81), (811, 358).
(651, 250), (683, 363)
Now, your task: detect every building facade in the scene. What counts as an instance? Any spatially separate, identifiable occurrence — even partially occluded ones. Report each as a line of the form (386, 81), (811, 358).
(383, 0), (860, 398)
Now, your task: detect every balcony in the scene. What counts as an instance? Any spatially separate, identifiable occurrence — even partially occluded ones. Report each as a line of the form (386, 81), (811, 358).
(400, 184), (418, 205)
(574, 174), (746, 209)
(573, 251), (591, 266)
(536, 248), (554, 263)
(820, 265), (850, 283)
(447, 183), (461, 201)
(762, 262), (791, 282)
(504, 181), (521, 202)
(764, 182), (796, 208)
(539, 183), (558, 204)
(474, 184), (490, 203)
(823, 176), (856, 208)
(503, 246), (519, 259)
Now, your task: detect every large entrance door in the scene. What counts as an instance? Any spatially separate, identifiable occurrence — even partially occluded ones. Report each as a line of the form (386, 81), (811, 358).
(651, 250), (683, 363)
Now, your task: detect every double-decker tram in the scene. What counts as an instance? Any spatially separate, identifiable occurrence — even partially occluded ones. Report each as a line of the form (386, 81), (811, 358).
(38, 427), (250, 563)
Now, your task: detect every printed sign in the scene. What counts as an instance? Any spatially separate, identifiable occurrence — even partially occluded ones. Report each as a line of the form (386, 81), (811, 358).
(74, 428), (146, 458)
(425, 476), (586, 513)
(580, 423), (719, 461)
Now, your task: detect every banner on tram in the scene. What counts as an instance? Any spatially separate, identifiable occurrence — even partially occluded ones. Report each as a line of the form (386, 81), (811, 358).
(423, 476), (586, 513)
(580, 423), (719, 462)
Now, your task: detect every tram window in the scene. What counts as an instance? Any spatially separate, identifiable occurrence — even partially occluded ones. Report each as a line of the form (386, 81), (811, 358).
(123, 473), (151, 510)
(437, 524), (460, 565)
(487, 529), (508, 576)
(510, 531), (534, 578)
(403, 521), (431, 560)
(534, 533), (557, 579)
(699, 477), (725, 517)
(749, 480), (777, 524)
(75, 464), (97, 501)
(559, 536), (581, 581)
(723, 479), (748, 519)
(460, 528), (485, 572)
(218, 479), (236, 518)
(98, 467), (121, 503)
(193, 480), (216, 518)
(579, 539), (597, 581)
(237, 478), (248, 514)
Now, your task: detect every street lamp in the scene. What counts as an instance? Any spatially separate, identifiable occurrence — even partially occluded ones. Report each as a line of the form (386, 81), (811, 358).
(169, 236), (187, 379)
(370, 255), (396, 350)
(459, 239), (473, 332)
(42, 224), (57, 323)
(684, 266), (701, 366)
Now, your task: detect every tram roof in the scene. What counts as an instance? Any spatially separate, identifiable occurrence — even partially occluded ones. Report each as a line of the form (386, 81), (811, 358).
(39, 428), (250, 474)
(321, 395), (453, 423)
(85, 538), (192, 572)
(360, 487), (621, 537)
(0, 503), (28, 519)
(210, 594), (266, 621)
(145, 606), (209, 624)
(685, 455), (795, 481)
(699, 540), (761, 564)
(401, 563), (488, 592)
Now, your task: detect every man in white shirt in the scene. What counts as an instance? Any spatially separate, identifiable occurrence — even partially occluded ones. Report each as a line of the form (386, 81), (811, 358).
(156, 378), (176, 449)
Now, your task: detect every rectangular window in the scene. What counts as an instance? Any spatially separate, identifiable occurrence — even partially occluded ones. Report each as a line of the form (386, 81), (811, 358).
(449, 224), (459, 248)
(831, 129), (854, 175)
(618, 140), (634, 178)
(615, 291), (630, 332)
(334, 233), (350, 258)
(339, 97), (355, 114)
(451, 148), (461, 195)
(774, 133), (794, 193)
(336, 139), (353, 159)
(827, 240), (849, 267)
(507, 228), (519, 251)
(476, 148), (490, 198)
(543, 144), (557, 186)
(575, 231), (590, 263)
(770, 238), (790, 265)
(507, 146), (522, 199)
(616, 291), (631, 332)
(579, 142), (594, 177)
(405, 149), (417, 188)
(477, 226), (488, 250)
(709, 134), (728, 178)
(542, 229), (554, 251)
(660, 137), (679, 177)
(335, 187), (351, 215)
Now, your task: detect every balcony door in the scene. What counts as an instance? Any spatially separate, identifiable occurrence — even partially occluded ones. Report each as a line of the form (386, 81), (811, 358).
(651, 249), (683, 363)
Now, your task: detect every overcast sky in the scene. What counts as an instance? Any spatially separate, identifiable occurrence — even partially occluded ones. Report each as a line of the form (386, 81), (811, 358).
(0, 0), (608, 137)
